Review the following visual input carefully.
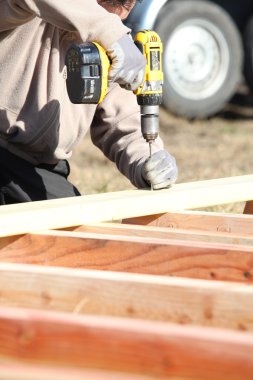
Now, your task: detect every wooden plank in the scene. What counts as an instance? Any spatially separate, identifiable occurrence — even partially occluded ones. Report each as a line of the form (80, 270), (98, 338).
(1, 263), (253, 331)
(0, 364), (153, 380)
(1, 229), (253, 282)
(70, 222), (253, 246)
(244, 200), (253, 214)
(123, 210), (253, 235)
(1, 175), (253, 237)
(0, 307), (253, 380)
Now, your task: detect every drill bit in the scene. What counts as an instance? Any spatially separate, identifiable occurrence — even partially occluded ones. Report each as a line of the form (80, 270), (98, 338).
(149, 141), (152, 158)
(149, 141), (153, 191)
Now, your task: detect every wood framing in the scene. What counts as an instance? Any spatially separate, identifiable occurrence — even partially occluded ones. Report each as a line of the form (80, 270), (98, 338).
(71, 221), (253, 244)
(123, 209), (253, 235)
(1, 182), (253, 379)
(0, 263), (253, 331)
(0, 174), (253, 237)
(0, 365), (154, 380)
(1, 226), (253, 282)
(0, 306), (253, 380)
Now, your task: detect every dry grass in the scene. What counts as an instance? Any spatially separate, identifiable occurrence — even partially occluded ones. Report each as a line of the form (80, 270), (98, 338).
(69, 90), (253, 214)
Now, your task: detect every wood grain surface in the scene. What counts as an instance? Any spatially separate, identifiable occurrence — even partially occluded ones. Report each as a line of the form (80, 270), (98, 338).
(1, 175), (253, 236)
(0, 263), (253, 331)
(1, 229), (253, 282)
(0, 307), (253, 380)
(123, 210), (253, 235)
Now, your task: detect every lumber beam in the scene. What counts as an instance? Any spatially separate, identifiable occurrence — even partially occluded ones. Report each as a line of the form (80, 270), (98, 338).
(0, 364), (154, 380)
(1, 175), (253, 236)
(244, 201), (253, 214)
(1, 263), (253, 331)
(70, 222), (253, 246)
(123, 210), (253, 235)
(0, 307), (253, 380)
(1, 229), (253, 282)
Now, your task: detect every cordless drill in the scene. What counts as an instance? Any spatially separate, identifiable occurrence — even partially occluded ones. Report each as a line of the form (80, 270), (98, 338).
(65, 30), (163, 158)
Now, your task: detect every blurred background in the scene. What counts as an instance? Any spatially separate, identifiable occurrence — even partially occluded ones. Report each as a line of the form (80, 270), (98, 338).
(70, 0), (253, 213)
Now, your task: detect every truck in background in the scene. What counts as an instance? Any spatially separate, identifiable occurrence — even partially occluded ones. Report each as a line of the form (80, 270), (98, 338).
(125, 0), (253, 118)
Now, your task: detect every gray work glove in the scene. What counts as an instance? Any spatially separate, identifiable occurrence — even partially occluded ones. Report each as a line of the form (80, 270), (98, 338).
(107, 34), (146, 91)
(141, 150), (178, 190)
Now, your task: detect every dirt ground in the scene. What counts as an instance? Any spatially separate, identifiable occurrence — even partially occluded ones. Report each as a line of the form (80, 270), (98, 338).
(69, 87), (253, 214)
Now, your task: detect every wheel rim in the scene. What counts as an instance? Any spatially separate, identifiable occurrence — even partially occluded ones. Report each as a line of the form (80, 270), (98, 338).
(164, 18), (230, 100)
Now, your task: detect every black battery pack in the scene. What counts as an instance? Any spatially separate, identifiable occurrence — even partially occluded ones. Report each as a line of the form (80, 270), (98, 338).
(65, 42), (102, 104)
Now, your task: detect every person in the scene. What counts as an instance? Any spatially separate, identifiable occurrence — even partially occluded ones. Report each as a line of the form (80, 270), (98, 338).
(0, 0), (178, 204)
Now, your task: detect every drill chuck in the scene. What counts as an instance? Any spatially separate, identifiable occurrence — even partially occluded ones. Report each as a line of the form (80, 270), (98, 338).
(140, 105), (159, 143)
(137, 93), (162, 106)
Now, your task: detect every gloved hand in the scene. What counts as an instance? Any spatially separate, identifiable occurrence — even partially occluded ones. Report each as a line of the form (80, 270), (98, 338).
(107, 34), (146, 91)
(141, 150), (178, 190)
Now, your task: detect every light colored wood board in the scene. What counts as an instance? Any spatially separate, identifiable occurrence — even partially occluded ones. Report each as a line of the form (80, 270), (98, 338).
(0, 307), (253, 380)
(70, 222), (253, 246)
(1, 230), (253, 282)
(0, 364), (154, 380)
(1, 263), (253, 331)
(1, 175), (253, 236)
(123, 210), (253, 235)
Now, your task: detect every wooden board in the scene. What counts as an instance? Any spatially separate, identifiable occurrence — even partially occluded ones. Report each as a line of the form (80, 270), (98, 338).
(0, 174), (253, 236)
(0, 263), (253, 331)
(1, 196), (253, 379)
(123, 210), (253, 235)
(69, 222), (253, 245)
(0, 306), (253, 380)
(0, 365), (154, 380)
(1, 228), (253, 282)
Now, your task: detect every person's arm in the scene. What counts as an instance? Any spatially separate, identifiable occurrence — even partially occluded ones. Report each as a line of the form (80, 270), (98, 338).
(1, 0), (128, 48)
(90, 84), (178, 189)
(1, 0), (145, 88)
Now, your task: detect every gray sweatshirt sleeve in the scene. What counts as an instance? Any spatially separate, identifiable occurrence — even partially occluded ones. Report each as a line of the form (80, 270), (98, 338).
(90, 84), (164, 189)
(0, 0), (129, 48)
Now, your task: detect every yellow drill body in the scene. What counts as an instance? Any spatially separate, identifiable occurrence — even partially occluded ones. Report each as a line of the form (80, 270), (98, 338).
(65, 30), (163, 151)
(134, 31), (163, 153)
(134, 30), (163, 98)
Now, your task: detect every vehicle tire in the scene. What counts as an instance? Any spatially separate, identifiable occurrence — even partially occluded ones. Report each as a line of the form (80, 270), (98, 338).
(155, 0), (243, 118)
(244, 15), (253, 92)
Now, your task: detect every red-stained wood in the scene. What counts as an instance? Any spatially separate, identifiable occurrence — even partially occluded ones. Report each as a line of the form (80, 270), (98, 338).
(1, 263), (253, 331)
(1, 229), (253, 282)
(1, 205), (253, 380)
(70, 222), (253, 245)
(123, 210), (253, 235)
(0, 364), (154, 380)
(0, 307), (253, 380)
(244, 201), (253, 214)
